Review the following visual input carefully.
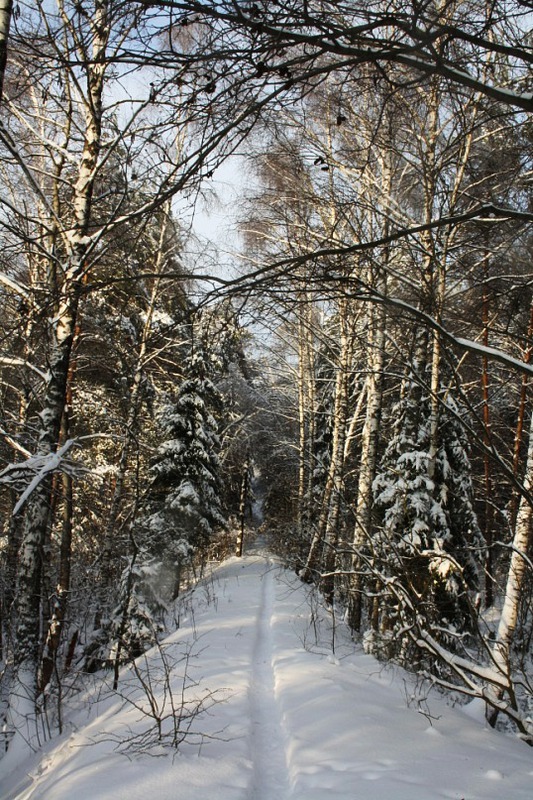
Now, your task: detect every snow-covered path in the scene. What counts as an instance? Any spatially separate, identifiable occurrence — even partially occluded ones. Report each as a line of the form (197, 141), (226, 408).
(2, 555), (533, 800)
(248, 562), (291, 799)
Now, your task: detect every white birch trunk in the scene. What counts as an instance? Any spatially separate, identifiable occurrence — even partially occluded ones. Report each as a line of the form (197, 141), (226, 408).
(12, 0), (108, 710)
(347, 298), (386, 628)
(347, 147), (390, 629)
(0, 0), (12, 102)
(300, 300), (352, 588)
(486, 410), (533, 728)
(296, 304), (310, 546)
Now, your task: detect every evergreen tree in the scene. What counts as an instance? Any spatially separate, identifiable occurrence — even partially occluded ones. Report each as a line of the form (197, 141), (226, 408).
(370, 361), (483, 661)
(108, 554), (167, 666)
(140, 345), (226, 600)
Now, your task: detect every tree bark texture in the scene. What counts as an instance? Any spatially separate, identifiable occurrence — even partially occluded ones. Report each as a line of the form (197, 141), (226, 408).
(486, 410), (533, 730)
(0, 0), (12, 103)
(13, 0), (108, 697)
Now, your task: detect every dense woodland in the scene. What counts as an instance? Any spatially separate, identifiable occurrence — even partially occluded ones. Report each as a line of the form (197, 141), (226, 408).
(1, 0), (533, 755)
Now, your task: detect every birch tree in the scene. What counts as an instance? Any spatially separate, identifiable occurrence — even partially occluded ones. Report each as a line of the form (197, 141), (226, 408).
(0, 0), (12, 103)
(485, 411), (533, 729)
(10, 0), (111, 714)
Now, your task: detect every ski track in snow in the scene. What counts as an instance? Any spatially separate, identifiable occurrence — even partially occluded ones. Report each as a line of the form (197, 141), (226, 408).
(248, 561), (291, 800)
(3, 553), (533, 800)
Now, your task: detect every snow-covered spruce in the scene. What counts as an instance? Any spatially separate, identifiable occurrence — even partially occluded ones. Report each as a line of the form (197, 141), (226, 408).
(370, 367), (483, 663)
(138, 347), (226, 600)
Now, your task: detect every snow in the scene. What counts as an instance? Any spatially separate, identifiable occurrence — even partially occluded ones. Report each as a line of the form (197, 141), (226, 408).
(2, 553), (533, 800)
(1, 440), (78, 515)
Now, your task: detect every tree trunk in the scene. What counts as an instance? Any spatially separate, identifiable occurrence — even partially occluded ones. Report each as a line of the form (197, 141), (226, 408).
(481, 243), (495, 607)
(236, 452), (251, 557)
(486, 409), (533, 728)
(15, 297), (80, 670)
(39, 388), (76, 695)
(10, 0), (107, 727)
(346, 141), (394, 629)
(296, 301), (316, 553)
(509, 302), (533, 528)
(301, 299), (352, 593)
(347, 293), (386, 629)
(0, 0), (12, 103)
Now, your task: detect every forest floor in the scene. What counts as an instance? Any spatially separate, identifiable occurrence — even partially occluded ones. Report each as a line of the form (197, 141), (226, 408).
(1, 549), (533, 799)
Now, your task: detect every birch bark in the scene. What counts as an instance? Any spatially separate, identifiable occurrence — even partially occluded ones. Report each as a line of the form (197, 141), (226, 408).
(300, 298), (353, 591)
(296, 296), (317, 556)
(0, 0), (12, 103)
(486, 410), (533, 730)
(12, 0), (108, 705)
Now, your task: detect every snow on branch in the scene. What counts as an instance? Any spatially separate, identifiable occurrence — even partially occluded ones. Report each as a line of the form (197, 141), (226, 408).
(351, 290), (533, 379)
(415, 629), (509, 691)
(0, 271), (30, 299)
(0, 426), (32, 459)
(0, 356), (48, 380)
(0, 439), (88, 515)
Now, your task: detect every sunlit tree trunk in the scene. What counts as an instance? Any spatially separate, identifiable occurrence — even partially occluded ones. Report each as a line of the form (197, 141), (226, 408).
(347, 150), (391, 630)
(301, 299), (352, 593)
(347, 297), (387, 629)
(509, 302), (533, 529)
(0, 0), (12, 103)
(296, 295), (317, 556)
(486, 410), (533, 729)
(12, 0), (108, 715)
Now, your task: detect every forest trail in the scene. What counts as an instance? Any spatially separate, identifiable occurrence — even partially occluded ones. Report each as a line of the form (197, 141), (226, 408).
(248, 561), (291, 799)
(2, 553), (533, 800)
